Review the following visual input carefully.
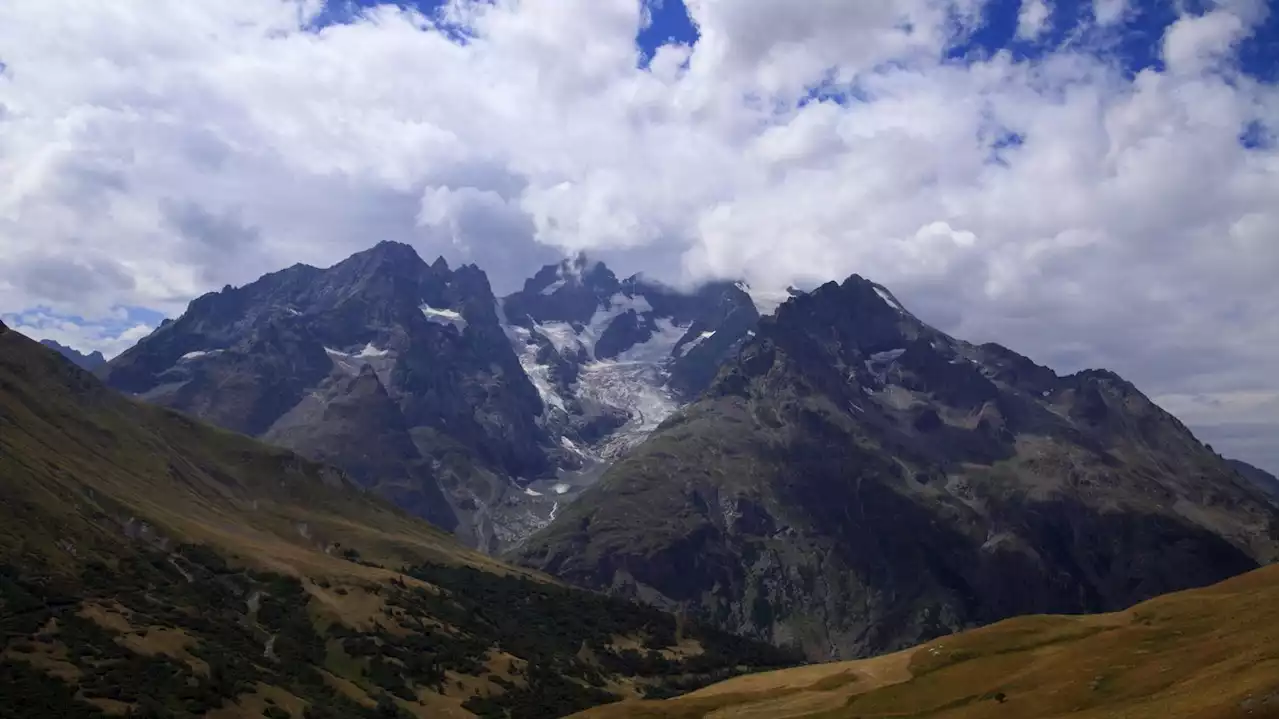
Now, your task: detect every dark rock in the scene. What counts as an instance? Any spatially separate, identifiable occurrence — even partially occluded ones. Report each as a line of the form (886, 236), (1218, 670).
(516, 271), (1278, 662)
(39, 339), (108, 371)
(99, 241), (551, 534)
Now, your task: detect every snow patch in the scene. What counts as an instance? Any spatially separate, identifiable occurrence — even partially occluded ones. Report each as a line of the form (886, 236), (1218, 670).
(560, 436), (583, 454)
(540, 278), (566, 295)
(179, 349), (222, 361)
(552, 483), (571, 495)
(869, 348), (906, 363)
(679, 330), (716, 357)
(504, 324), (567, 413)
(523, 487), (543, 497)
(356, 342), (389, 358)
(577, 293), (655, 358)
(616, 317), (686, 363)
(421, 304), (468, 331)
(873, 286), (905, 312)
(536, 322), (582, 355)
(864, 348), (905, 377)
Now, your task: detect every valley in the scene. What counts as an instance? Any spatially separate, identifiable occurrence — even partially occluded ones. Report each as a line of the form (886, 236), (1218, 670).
(6, 245), (1275, 718)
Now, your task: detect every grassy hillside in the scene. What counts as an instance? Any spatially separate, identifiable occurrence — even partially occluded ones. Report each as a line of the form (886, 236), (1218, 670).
(0, 322), (798, 719)
(569, 563), (1278, 719)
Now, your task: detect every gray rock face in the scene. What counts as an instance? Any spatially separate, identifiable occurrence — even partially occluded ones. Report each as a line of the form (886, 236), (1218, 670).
(40, 339), (107, 371)
(515, 273), (1279, 661)
(99, 241), (548, 539)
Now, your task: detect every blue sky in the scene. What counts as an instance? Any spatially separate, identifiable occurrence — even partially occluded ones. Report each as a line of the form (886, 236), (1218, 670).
(313, 0), (1277, 81)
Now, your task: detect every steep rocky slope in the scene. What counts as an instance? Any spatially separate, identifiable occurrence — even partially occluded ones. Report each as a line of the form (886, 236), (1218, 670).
(98, 241), (551, 546)
(516, 274), (1278, 661)
(0, 321), (799, 718)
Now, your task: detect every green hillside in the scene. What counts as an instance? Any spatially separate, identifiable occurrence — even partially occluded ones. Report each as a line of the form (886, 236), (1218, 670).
(0, 322), (797, 719)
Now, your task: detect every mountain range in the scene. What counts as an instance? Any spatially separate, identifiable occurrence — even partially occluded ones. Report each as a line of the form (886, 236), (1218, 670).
(40, 339), (107, 370)
(514, 274), (1277, 659)
(57, 242), (1278, 665)
(96, 243), (759, 551)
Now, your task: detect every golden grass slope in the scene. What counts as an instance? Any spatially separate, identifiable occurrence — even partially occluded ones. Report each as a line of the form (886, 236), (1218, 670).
(570, 563), (1278, 719)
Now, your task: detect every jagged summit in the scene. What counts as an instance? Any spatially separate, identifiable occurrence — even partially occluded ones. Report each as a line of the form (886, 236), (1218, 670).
(98, 242), (547, 545)
(39, 339), (108, 370)
(517, 267), (1277, 661)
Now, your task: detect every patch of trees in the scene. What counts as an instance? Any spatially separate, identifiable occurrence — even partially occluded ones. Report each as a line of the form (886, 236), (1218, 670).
(1, 548), (801, 719)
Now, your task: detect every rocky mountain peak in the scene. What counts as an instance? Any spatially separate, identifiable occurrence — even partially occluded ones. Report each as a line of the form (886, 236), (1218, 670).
(99, 242), (552, 547)
(508, 256), (622, 326)
(748, 274), (941, 392)
(518, 270), (1277, 664)
(364, 239), (429, 266)
(39, 339), (108, 371)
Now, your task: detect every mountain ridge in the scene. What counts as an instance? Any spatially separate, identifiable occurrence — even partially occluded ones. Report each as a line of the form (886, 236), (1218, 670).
(96, 243), (769, 551)
(1228, 458), (1279, 503)
(515, 271), (1277, 660)
(98, 241), (551, 542)
(39, 338), (107, 370)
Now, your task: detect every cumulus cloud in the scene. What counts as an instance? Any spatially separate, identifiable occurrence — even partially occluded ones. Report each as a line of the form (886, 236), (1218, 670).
(1092, 0), (1128, 26)
(0, 0), (1275, 469)
(1017, 0), (1053, 40)
(2, 308), (155, 359)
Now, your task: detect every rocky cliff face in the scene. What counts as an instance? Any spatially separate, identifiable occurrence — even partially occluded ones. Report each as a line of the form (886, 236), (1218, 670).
(515, 274), (1279, 660)
(99, 241), (549, 542)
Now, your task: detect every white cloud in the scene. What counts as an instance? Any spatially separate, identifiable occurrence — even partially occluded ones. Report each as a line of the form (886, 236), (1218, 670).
(3, 309), (154, 359)
(1092, 0), (1128, 26)
(0, 0), (1275, 469)
(1017, 0), (1053, 40)
(1162, 7), (1249, 75)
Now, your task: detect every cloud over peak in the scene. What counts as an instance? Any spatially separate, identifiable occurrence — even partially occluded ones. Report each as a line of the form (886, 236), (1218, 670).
(0, 0), (1275, 469)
